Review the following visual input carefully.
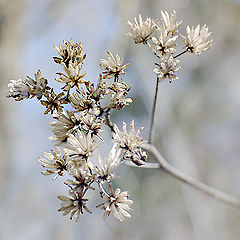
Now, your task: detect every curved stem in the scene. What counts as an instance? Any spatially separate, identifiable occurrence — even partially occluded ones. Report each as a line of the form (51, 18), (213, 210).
(148, 77), (159, 144)
(142, 143), (240, 208)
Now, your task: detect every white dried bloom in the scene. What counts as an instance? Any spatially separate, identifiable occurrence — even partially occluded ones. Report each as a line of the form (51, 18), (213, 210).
(182, 24), (212, 55)
(113, 120), (145, 152)
(151, 30), (178, 56)
(97, 185), (133, 222)
(109, 80), (132, 110)
(54, 39), (85, 67)
(39, 146), (68, 179)
(55, 62), (86, 91)
(50, 111), (80, 143)
(70, 88), (94, 112)
(154, 54), (181, 82)
(58, 190), (92, 222)
(5, 79), (31, 101)
(81, 113), (104, 140)
(26, 70), (50, 99)
(100, 51), (130, 81)
(126, 14), (156, 44)
(65, 169), (95, 192)
(64, 130), (99, 163)
(153, 10), (182, 35)
(95, 144), (121, 182)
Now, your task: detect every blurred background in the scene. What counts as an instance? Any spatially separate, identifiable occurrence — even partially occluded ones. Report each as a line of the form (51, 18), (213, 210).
(1, 0), (240, 239)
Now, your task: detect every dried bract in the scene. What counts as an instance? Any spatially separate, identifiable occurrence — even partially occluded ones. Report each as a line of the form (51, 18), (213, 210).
(151, 30), (178, 56)
(64, 130), (98, 165)
(58, 190), (92, 222)
(182, 24), (212, 55)
(126, 14), (156, 44)
(39, 146), (68, 179)
(26, 70), (50, 99)
(153, 10), (182, 35)
(97, 185), (133, 222)
(50, 111), (80, 143)
(95, 145), (121, 182)
(5, 79), (31, 101)
(99, 51), (130, 81)
(154, 54), (181, 82)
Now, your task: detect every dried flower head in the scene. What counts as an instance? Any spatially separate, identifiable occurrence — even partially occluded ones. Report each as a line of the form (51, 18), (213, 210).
(153, 10), (182, 35)
(99, 51), (130, 81)
(54, 39), (85, 67)
(126, 14), (156, 44)
(80, 113), (104, 140)
(65, 169), (95, 192)
(55, 62), (86, 91)
(97, 185), (133, 222)
(39, 146), (68, 179)
(151, 30), (178, 56)
(58, 190), (92, 222)
(50, 111), (80, 143)
(70, 88), (94, 112)
(95, 144), (121, 182)
(113, 120), (145, 152)
(26, 70), (50, 99)
(154, 54), (181, 82)
(5, 79), (31, 101)
(182, 24), (212, 55)
(64, 130), (99, 165)
(41, 89), (66, 114)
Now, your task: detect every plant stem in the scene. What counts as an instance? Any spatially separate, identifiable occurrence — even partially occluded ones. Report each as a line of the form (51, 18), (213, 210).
(174, 49), (188, 59)
(142, 143), (240, 209)
(149, 77), (159, 144)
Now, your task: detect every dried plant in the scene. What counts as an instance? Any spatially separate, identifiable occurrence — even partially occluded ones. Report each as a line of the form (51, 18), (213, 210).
(6, 11), (240, 223)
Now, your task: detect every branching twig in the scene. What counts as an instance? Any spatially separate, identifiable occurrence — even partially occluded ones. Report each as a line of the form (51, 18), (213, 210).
(142, 143), (240, 208)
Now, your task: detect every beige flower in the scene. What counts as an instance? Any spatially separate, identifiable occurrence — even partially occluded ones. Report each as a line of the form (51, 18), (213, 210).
(55, 62), (86, 91)
(126, 14), (156, 44)
(97, 185), (133, 221)
(95, 144), (122, 182)
(151, 30), (178, 56)
(65, 169), (96, 192)
(113, 120), (145, 152)
(39, 146), (68, 179)
(50, 111), (80, 143)
(41, 89), (66, 114)
(182, 24), (212, 55)
(109, 80), (132, 110)
(5, 79), (31, 101)
(153, 10), (182, 35)
(64, 130), (99, 164)
(153, 54), (181, 82)
(26, 70), (50, 99)
(81, 113), (104, 140)
(85, 74), (110, 101)
(58, 190), (92, 222)
(99, 51), (130, 81)
(54, 39), (86, 67)
(70, 88), (94, 112)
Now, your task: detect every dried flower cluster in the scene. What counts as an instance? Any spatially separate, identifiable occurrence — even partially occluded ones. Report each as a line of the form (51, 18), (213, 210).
(6, 38), (146, 222)
(127, 10), (212, 82)
(5, 10), (213, 223)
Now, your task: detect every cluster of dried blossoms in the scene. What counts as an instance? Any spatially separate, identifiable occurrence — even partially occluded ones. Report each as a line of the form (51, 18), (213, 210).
(6, 38), (146, 222)
(127, 11), (212, 82)
(5, 10), (212, 222)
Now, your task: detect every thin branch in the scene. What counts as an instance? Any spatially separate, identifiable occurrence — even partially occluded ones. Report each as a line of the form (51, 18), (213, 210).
(124, 160), (160, 169)
(148, 77), (159, 143)
(173, 49), (188, 59)
(142, 143), (240, 209)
